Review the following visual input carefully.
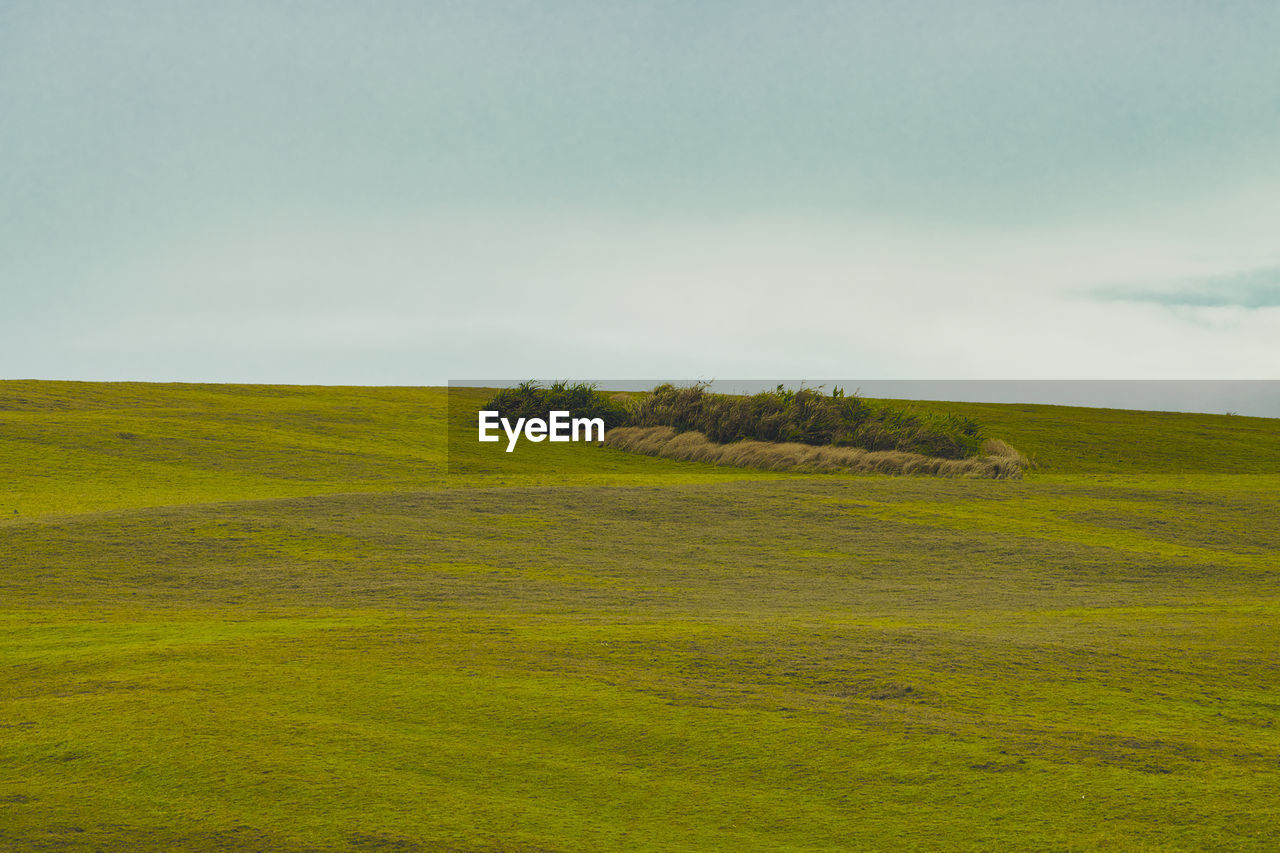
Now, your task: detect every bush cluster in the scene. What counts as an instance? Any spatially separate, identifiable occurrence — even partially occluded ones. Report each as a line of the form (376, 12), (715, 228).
(485, 382), (985, 459)
(483, 381), (629, 429)
(628, 384), (984, 459)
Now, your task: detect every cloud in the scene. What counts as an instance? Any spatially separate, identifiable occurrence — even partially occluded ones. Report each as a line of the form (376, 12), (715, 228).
(1096, 266), (1280, 309)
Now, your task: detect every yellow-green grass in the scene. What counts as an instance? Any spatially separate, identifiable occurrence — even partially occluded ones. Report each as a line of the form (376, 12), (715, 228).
(880, 396), (1280, 476)
(0, 383), (779, 520)
(2, 381), (1279, 851)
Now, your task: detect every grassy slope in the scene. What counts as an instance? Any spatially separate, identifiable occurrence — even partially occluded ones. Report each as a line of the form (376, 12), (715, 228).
(2, 381), (1279, 851)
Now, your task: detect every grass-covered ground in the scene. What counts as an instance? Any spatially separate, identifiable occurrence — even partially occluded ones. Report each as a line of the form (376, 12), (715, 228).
(3, 380), (1279, 851)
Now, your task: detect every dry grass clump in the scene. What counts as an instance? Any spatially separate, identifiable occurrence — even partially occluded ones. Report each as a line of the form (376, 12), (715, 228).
(981, 438), (1032, 469)
(605, 426), (1030, 480)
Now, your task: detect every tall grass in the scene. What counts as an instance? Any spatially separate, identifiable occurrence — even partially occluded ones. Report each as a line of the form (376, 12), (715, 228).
(605, 426), (1030, 479)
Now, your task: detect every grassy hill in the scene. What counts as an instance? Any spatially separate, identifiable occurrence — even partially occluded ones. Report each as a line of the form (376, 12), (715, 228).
(3, 380), (1279, 851)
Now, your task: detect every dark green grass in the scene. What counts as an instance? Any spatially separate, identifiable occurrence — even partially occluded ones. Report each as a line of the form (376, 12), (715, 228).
(3, 381), (1280, 851)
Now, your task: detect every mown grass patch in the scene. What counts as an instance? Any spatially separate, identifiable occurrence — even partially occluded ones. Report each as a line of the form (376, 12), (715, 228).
(5, 597), (1279, 851)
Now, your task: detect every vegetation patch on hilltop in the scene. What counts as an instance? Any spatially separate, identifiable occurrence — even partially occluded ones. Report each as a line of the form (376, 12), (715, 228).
(485, 381), (1030, 478)
(629, 383), (984, 458)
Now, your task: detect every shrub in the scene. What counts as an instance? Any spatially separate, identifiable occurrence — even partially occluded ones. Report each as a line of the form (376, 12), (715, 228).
(483, 381), (629, 428)
(628, 384), (983, 459)
(487, 381), (996, 462)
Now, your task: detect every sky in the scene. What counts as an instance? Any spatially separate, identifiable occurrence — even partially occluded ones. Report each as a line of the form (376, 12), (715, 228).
(3, 1), (1279, 397)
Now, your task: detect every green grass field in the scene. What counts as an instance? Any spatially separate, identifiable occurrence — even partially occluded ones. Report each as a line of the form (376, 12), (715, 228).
(3, 380), (1279, 851)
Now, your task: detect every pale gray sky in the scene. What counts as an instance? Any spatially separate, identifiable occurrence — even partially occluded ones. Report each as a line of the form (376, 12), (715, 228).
(3, 1), (1278, 388)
